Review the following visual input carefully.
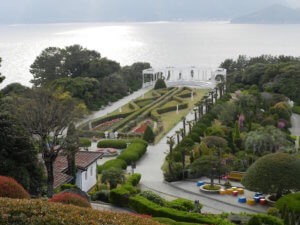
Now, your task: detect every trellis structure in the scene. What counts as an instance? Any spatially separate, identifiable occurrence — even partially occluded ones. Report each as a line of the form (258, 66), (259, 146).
(142, 66), (226, 88)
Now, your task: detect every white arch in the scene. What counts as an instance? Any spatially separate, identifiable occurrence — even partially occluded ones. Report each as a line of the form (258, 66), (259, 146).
(142, 66), (226, 88)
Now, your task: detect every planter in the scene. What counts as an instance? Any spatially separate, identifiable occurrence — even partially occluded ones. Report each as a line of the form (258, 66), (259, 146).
(265, 195), (276, 207)
(199, 185), (221, 194)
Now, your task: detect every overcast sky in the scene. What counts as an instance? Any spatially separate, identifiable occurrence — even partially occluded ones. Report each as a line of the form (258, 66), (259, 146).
(0, 0), (298, 24)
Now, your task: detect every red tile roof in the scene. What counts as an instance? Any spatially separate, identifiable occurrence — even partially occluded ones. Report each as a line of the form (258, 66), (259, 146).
(53, 151), (103, 189)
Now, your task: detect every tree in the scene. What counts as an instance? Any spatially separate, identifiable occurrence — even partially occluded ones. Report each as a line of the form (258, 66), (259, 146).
(166, 136), (175, 180)
(191, 155), (219, 188)
(154, 78), (167, 90)
(12, 88), (82, 197)
(242, 153), (300, 199)
(65, 123), (79, 184)
(143, 126), (155, 143)
(233, 121), (242, 149)
(101, 168), (125, 189)
(177, 138), (194, 179)
(0, 82), (29, 97)
(0, 114), (45, 195)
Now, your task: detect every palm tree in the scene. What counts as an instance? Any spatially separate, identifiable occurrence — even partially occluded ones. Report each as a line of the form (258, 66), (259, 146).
(167, 136), (175, 180)
(175, 130), (181, 145)
(193, 108), (198, 121)
(187, 121), (193, 135)
(182, 116), (186, 136)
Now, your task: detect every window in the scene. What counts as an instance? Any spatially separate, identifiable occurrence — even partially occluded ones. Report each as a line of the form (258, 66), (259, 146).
(90, 165), (93, 176)
(85, 171), (87, 180)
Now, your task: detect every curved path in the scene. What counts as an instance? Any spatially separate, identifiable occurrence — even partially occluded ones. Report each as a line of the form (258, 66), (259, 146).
(135, 109), (267, 214)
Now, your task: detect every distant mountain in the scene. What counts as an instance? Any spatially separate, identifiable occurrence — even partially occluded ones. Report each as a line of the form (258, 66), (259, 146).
(0, 0), (289, 24)
(231, 4), (300, 24)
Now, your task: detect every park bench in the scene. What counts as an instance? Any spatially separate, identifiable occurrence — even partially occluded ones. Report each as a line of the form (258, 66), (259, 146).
(228, 171), (245, 181)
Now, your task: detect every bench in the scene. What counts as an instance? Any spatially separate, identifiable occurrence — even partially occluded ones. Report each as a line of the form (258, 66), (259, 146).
(228, 171), (245, 181)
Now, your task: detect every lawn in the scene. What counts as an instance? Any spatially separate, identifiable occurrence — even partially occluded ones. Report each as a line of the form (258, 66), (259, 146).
(154, 88), (208, 143)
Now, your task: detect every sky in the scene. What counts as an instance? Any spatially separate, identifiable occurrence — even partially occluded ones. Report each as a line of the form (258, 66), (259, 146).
(0, 0), (298, 24)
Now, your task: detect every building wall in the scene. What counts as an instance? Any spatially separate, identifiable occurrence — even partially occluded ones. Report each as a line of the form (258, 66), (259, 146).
(76, 162), (98, 192)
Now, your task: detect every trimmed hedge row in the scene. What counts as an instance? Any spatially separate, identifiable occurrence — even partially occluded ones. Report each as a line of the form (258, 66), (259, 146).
(97, 140), (127, 149)
(128, 195), (232, 225)
(109, 174), (142, 207)
(114, 88), (178, 132)
(153, 217), (201, 225)
(97, 159), (127, 173)
(117, 142), (148, 165)
(97, 140), (148, 173)
(157, 103), (188, 115)
(0, 198), (161, 225)
(293, 105), (300, 115)
(79, 138), (92, 148)
(129, 100), (140, 111)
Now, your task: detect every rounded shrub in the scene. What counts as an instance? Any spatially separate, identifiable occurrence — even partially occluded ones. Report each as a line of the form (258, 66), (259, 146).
(0, 176), (30, 199)
(79, 138), (92, 148)
(275, 192), (300, 216)
(127, 173), (142, 186)
(97, 140), (127, 149)
(49, 192), (91, 208)
(167, 198), (196, 212)
(241, 153), (300, 198)
(248, 216), (262, 225)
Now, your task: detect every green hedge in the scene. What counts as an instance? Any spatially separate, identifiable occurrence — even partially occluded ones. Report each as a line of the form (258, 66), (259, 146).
(276, 192), (300, 215)
(97, 140), (127, 149)
(79, 138), (92, 148)
(129, 195), (231, 225)
(153, 217), (202, 225)
(97, 159), (127, 173)
(128, 101), (140, 111)
(117, 142), (148, 165)
(157, 103), (188, 115)
(167, 198), (196, 212)
(127, 173), (141, 186)
(109, 187), (131, 207)
(254, 214), (284, 225)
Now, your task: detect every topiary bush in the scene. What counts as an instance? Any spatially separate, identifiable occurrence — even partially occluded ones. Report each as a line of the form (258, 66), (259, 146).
(49, 192), (91, 208)
(127, 173), (142, 186)
(109, 187), (131, 207)
(143, 126), (155, 143)
(140, 191), (166, 206)
(0, 198), (162, 225)
(241, 153), (300, 199)
(97, 159), (127, 173)
(154, 79), (167, 90)
(97, 140), (127, 149)
(275, 192), (300, 219)
(167, 198), (196, 212)
(90, 190), (110, 203)
(0, 176), (30, 199)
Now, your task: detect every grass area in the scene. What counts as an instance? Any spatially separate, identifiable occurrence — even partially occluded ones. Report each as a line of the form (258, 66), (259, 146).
(109, 104), (134, 116)
(136, 89), (160, 100)
(203, 185), (221, 191)
(154, 88), (208, 143)
(136, 99), (154, 108)
(163, 100), (181, 108)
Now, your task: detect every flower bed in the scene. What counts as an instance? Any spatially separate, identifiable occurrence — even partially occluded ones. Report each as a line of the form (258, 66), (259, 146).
(132, 119), (153, 134)
(94, 118), (122, 131)
(200, 184), (221, 194)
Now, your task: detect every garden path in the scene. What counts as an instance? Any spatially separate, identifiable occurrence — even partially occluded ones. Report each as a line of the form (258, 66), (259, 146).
(135, 102), (268, 214)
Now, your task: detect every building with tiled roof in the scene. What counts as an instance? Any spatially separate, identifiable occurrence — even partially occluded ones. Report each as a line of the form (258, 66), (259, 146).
(54, 151), (103, 192)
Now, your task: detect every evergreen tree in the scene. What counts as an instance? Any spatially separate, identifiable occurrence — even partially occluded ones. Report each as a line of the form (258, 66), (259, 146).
(154, 78), (167, 89)
(143, 126), (155, 143)
(233, 121), (242, 149)
(65, 123), (79, 184)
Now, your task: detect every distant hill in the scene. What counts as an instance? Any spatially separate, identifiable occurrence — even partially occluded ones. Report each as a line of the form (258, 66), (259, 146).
(231, 4), (300, 24)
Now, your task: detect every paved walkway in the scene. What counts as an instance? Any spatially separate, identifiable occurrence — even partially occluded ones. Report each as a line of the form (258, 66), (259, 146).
(290, 113), (300, 149)
(77, 86), (152, 127)
(91, 202), (133, 213)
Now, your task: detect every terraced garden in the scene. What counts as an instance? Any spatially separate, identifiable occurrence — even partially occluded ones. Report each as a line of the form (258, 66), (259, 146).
(78, 87), (208, 143)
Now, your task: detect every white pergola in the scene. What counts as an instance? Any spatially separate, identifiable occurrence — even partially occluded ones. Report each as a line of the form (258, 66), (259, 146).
(142, 66), (226, 89)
